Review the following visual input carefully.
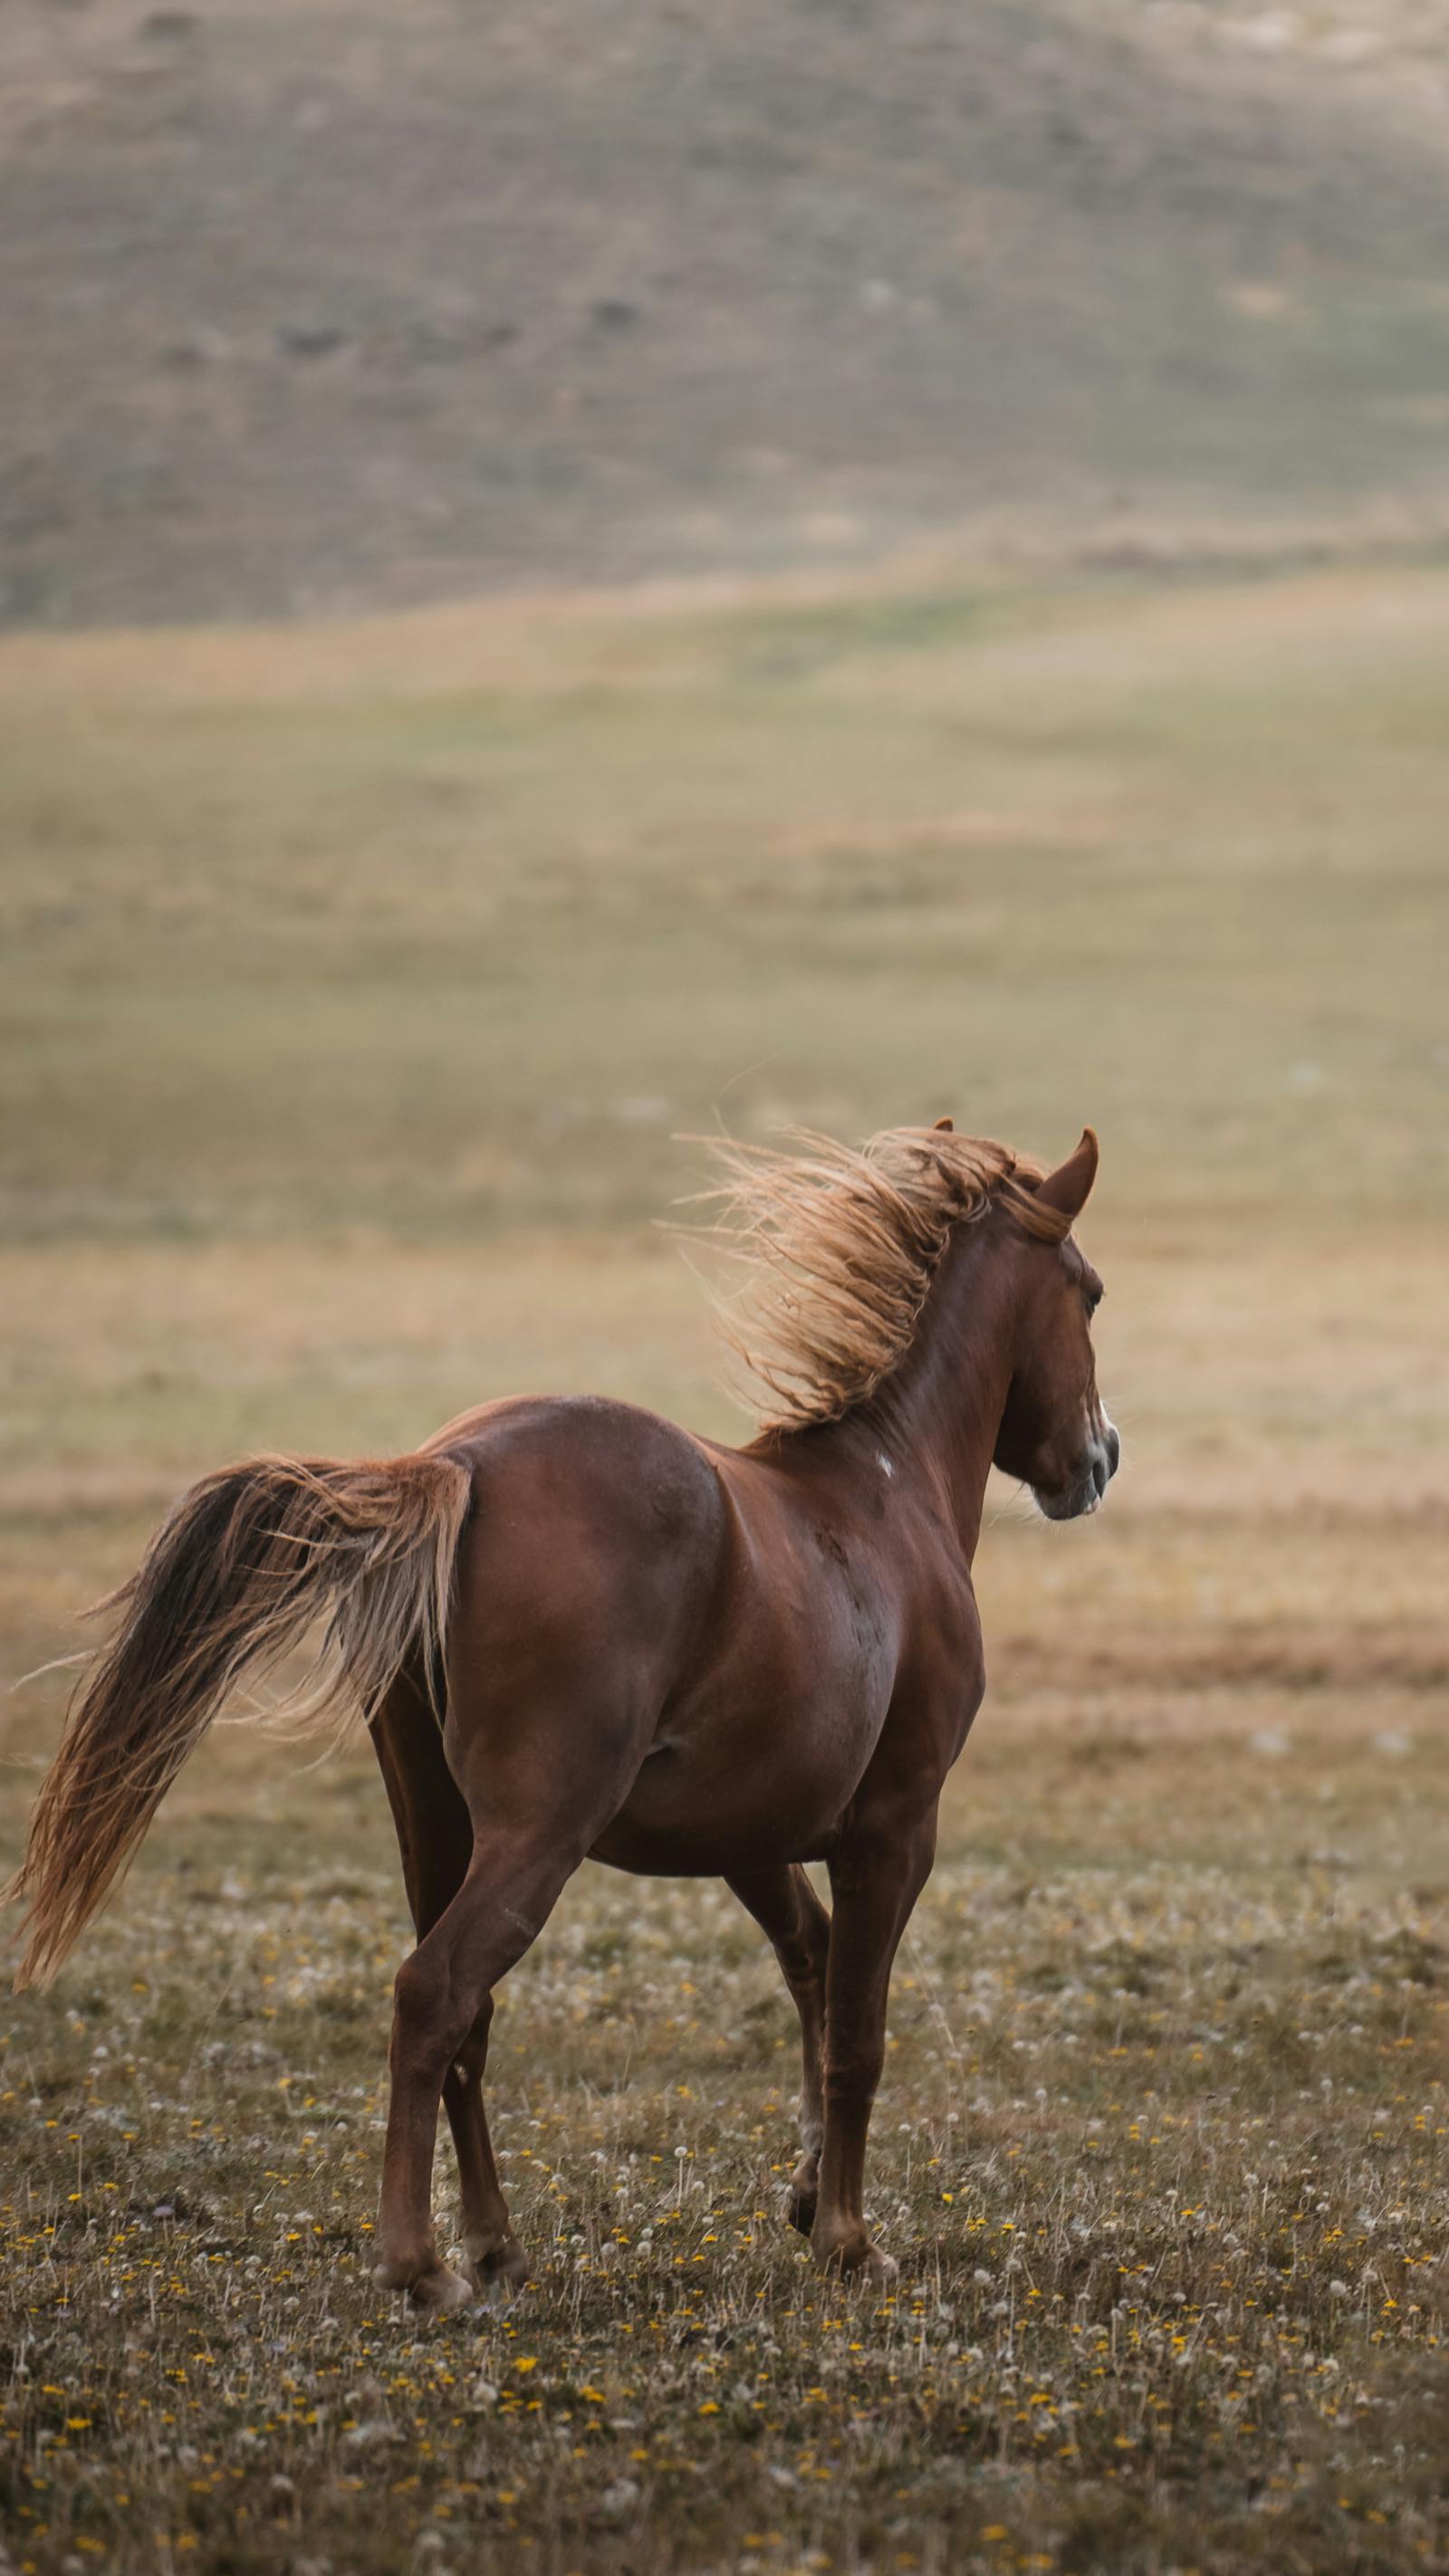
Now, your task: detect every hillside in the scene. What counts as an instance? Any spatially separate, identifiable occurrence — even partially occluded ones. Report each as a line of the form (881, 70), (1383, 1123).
(4, 0), (1449, 623)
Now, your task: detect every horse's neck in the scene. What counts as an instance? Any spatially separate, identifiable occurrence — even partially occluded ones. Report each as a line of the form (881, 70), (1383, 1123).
(864, 1218), (1015, 1559)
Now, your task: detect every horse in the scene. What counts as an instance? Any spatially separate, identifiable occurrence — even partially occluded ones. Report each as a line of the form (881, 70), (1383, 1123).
(6, 1120), (1118, 2305)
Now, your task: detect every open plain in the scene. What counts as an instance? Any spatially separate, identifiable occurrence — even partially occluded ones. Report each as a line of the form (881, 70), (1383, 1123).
(1, 556), (1446, 2573)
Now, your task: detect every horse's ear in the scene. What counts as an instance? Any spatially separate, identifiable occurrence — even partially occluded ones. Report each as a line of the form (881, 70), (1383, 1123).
(932, 1116), (955, 1133)
(1035, 1126), (1099, 1221)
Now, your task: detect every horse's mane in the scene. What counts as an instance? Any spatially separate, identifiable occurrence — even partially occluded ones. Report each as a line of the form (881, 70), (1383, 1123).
(694, 1125), (1071, 1431)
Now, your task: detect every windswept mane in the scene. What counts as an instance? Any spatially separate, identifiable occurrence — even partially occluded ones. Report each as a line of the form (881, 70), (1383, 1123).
(694, 1125), (1071, 1431)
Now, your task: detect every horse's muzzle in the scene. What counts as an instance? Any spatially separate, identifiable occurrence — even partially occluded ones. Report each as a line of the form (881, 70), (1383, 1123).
(1035, 1414), (1120, 1521)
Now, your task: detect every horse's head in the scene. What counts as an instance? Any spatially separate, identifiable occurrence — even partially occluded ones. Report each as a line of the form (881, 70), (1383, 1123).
(993, 1128), (1119, 1521)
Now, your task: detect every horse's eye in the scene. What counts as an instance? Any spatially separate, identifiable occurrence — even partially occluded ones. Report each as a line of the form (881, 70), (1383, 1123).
(1086, 1286), (1103, 1317)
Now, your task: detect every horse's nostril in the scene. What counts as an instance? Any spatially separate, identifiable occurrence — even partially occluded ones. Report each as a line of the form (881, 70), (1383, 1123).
(1105, 1423), (1121, 1479)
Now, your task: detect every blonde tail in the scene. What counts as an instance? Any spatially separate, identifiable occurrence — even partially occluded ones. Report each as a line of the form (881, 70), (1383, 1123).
(5, 1451), (472, 1987)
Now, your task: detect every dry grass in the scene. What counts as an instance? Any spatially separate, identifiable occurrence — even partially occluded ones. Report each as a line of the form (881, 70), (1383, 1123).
(1, 557), (1445, 2571)
(2, 1708), (1444, 2576)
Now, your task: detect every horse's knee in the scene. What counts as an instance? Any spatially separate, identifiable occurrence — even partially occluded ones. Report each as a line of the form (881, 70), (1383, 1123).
(778, 1910), (825, 1982)
(391, 1949), (469, 2078)
(776, 1904), (829, 1995)
(392, 1945), (444, 2030)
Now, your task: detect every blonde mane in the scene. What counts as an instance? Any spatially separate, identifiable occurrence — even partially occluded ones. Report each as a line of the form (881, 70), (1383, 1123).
(693, 1125), (1072, 1431)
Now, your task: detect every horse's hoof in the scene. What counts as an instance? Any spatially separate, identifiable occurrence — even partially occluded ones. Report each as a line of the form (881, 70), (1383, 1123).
(787, 2150), (820, 2236)
(465, 2236), (530, 2301)
(812, 2233), (897, 2284)
(373, 2258), (474, 2315)
(412, 2263), (475, 2314)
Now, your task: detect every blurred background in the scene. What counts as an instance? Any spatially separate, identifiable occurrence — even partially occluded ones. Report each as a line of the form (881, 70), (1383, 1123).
(3, 0), (1446, 1690)
(1, 6), (1445, 2572)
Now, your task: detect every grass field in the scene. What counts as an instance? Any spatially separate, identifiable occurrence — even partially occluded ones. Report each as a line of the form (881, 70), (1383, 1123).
(1, 556), (1446, 2574)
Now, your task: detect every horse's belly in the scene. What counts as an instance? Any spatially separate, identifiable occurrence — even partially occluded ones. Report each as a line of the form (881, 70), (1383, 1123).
(589, 1807), (838, 1877)
(590, 1722), (864, 1872)
(595, 1659), (888, 1874)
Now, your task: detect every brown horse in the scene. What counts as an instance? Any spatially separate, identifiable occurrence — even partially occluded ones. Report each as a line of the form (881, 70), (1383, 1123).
(7, 1121), (1117, 2304)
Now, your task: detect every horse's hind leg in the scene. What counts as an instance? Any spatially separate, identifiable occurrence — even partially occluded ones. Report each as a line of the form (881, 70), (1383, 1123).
(372, 1820), (583, 2310)
(371, 1670), (647, 2312)
(370, 1673), (523, 2304)
(727, 1863), (831, 2234)
(445, 1995), (527, 2295)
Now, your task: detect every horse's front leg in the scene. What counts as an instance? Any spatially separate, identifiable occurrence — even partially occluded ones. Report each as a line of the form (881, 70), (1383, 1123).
(811, 1803), (938, 2280)
(726, 1863), (831, 2233)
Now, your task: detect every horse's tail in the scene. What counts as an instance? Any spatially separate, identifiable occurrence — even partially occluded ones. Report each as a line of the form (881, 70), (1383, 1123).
(5, 1451), (473, 1989)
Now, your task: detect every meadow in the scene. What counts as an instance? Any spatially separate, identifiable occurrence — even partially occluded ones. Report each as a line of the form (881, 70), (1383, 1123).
(1, 554), (1445, 2574)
